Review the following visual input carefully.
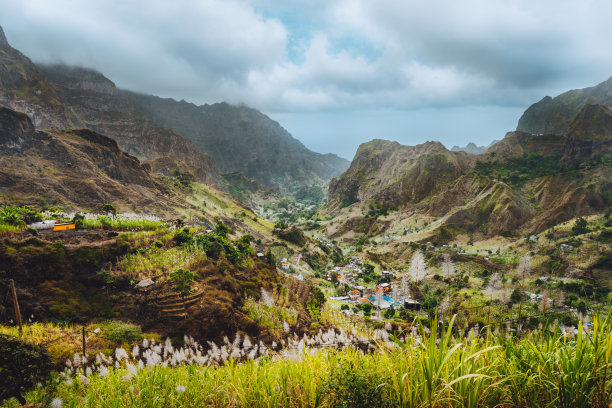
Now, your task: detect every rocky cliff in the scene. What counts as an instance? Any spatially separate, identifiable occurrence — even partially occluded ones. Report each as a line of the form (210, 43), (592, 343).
(0, 25), (348, 191)
(0, 107), (177, 211)
(37, 64), (221, 186)
(517, 76), (612, 135)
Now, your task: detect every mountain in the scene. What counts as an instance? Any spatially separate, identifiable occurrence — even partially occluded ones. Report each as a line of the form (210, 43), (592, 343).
(517, 76), (612, 135)
(451, 141), (499, 154)
(0, 26), (348, 190)
(120, 92), (350, 187)
(0, 28), (220, 186)
(0, 106), (177, 212)
(328, 140), (474, 210)
(325, 103), (611, 242)
(36, 64), (221, 187)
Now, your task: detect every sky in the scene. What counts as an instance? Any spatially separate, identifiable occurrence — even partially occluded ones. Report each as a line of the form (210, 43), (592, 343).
(1, 0), (611, 159)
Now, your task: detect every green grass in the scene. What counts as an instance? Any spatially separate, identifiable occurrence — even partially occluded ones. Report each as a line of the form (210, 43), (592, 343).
(243, 299), (298, 335)
(4, 312), (611, 407)
(82, 216), (167, 231)
(0, 223), (21, 235)
(114, 246), (202, 280)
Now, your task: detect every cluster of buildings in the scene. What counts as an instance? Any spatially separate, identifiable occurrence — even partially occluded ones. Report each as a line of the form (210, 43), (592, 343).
(327, 257), (420, 311)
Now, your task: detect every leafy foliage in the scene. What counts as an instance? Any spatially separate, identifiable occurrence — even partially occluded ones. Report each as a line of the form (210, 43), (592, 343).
(102, 320), (144, 344)
(571, 217), (589, 235)
(169, 268), (195, 298)
(472, 153), (563, 185)
(0, 334), (53, 405)
(0, 205), (42, 226)
(321, 360), (396, 408)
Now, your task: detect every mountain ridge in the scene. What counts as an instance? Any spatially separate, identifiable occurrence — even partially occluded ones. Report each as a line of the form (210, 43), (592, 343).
(517, 76), (612, 135)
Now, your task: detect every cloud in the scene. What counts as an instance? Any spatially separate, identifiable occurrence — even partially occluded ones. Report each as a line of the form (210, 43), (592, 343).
(1, 0), (611, 114)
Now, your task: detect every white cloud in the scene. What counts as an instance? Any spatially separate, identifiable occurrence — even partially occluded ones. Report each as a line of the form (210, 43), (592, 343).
(1, 0), (611, 114)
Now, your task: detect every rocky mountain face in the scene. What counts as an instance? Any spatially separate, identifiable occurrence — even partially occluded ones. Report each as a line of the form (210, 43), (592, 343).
(0, 27), (70, 129)
(517, 76), (612, 135)
(326, 102), (612, 241)
(120, 92), (350, 188)
(36, 64), (221, 186)
(0, 107), (181, 212)
(328, 140), (474, 210)
(0, 29), (220, 186)
(0, 26), (347, 191)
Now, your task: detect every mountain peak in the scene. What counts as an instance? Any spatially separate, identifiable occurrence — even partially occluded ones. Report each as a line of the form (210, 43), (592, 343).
(0, 26), (8, 48)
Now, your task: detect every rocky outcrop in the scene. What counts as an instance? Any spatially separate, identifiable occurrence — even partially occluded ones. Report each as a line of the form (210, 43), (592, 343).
(36, 64), (221, 187)
(0, 30), (70, 129)
(327, 139), (474, 210)
(517, 76), (612, 135)
(0, 107), (178, 211)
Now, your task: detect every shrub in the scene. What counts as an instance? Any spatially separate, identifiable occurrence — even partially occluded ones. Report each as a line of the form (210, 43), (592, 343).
(102, 320), (143, 344)
(0, 334), (53, 405)
(571, 217), (588, 235)
(169, 268), (195, 298)
(173, 228), (193, 246)
(321, 360), (396, 408)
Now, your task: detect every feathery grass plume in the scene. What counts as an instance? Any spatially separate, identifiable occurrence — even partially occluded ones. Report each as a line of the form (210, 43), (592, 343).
(98, 365), (108, 378)
(115, 347), (129, 361)
(50, 397), (63, 408)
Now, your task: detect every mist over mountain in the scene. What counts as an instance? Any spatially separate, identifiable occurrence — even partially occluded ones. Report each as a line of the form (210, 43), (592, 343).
(0, 26), (348, 191)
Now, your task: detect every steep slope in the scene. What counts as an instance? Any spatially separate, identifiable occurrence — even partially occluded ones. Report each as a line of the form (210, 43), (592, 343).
(120, 92), (350, 187)
(327, 140), (474, 210)
(517, 76), (612, 135)
(0, 28), (219, 185)
(37, 64), (220, 186)
(325, 103), (611, 242)
(0, 27), (70, 129)
(0, 107), (177, 212)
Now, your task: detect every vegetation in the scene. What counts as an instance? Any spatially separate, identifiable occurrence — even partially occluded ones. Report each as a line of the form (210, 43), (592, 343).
(81, 215), (166, 231)
(102, 320), (143, 344)
(169, 268), (195, 298)
(3, 313), (612, 407)
(0, 334), (53, 405)
(473, 153), (563, 185)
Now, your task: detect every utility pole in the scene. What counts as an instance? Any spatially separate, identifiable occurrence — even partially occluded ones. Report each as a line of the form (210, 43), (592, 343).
(9, 279), (23, 338)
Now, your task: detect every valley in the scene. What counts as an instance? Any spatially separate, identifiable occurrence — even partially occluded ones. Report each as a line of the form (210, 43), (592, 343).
(0, 22), (611, 408)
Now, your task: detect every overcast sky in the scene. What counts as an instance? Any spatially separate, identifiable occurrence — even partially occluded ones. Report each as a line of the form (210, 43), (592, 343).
(2, 0), (611, 159)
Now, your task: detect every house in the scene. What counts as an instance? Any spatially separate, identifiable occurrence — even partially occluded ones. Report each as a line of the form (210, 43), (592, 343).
(348, 290), (361, 301)
(358, 297), (371, 304)
(381, 270), (395, 279)
(281, 262), (290, 270)
(404, 299), (421, 310)
(377, 283), (391, 293)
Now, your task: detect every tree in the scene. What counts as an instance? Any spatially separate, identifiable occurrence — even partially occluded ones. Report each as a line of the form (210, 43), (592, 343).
(409, 251), (427, 283)
(101, 203), (117, 218)
(169, 268), (195, 299)
(214, 221), (232, 239)
(0, 334), (53, 405)
(361, 302), (373, 316)
(571, 217), (588, 235)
